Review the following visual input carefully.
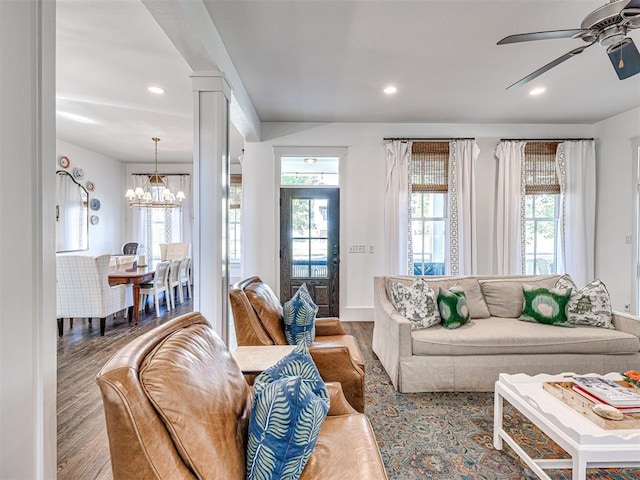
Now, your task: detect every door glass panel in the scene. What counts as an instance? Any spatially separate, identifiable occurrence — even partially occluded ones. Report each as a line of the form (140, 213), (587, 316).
(291, 198), (329, 278)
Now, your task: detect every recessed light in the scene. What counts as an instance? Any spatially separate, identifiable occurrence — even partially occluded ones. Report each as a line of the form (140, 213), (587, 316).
(529, 87), (546, 96)
(383, 85), (397, 95)
(304, 157), (317, 164)
(56, 111), (98, 124)
(148, 86), (165, 95)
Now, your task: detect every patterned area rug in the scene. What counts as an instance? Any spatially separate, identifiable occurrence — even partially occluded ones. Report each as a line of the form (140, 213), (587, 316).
(365, 359), (639, 479)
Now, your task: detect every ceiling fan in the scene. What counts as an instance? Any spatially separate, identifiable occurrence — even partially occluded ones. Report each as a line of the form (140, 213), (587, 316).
(498, 0), (640, 89)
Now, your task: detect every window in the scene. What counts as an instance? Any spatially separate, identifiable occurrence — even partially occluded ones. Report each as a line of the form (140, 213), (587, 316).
(280, 156), (339, 186)
(410, 142), (449, 275)
(229, 175), (242, 262)
(148, 205), (173, 262)
(523, 142), (560, 275)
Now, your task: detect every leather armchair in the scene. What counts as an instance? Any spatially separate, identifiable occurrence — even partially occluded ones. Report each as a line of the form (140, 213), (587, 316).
(229, 276), (366, 412)
(96, 312), (387, 480)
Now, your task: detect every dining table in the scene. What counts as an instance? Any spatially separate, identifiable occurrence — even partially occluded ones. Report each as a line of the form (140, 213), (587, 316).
(108, 262), (155, 325)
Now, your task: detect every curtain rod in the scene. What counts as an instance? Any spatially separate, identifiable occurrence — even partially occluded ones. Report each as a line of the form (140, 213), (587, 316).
(383, 137), (474, 141)
(499, 138), (594, 142)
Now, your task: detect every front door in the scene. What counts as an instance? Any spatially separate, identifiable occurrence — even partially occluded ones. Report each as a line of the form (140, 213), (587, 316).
(280, 188), (339, 317)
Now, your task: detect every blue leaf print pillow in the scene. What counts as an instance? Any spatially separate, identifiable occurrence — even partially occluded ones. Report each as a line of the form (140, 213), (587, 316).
(246, 342), (330, 480)
(283, 285), (317, 346)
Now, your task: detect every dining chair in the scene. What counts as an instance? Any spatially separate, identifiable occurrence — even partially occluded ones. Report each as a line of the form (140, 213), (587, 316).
(178, 257), (191, 300)
(167, 259), (182, 309)
(122, 242), (138, 255)
(139, 261), (171, 316)
(56, 253), (134, 336)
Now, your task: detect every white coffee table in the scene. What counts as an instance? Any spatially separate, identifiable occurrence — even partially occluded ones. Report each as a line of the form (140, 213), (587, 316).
(493, 372), (640, 480)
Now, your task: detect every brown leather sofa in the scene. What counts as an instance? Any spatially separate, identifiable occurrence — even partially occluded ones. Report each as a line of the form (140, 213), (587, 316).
(96, 312), (387, 480)
(229, 276), (366, 412)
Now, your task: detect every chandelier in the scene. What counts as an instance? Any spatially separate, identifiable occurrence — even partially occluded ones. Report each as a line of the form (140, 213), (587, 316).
(125, 137), (185, 209)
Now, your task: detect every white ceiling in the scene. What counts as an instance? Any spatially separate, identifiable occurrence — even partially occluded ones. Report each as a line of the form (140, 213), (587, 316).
(57, 0), (640, 164)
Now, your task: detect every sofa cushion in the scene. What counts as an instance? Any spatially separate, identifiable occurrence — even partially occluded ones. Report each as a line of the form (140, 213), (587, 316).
(284, 288), (317, 346)
(246, 375), (329, 480)
(479, 275), (560, 318)
(386, 276), (490, 319)
(313, 334), (365, 371)
(411, 317), (640, 356)
(245, 282), (288, 344)
(387, 278), (440, 330)
(139, 324), (250, 480)
(519, 285), (573, 327)
(555, 275), (614, 329)
(437, 287), (470, 329)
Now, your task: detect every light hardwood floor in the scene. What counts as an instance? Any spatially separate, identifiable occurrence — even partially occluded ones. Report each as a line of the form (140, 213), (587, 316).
(57, 297), (372, 480)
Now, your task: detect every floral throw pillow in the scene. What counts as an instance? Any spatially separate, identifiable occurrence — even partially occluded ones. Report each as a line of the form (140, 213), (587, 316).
(437, 287), (470, 329)
(388, 278), (440, 330)
(519, 285), (573, 327)
(555, 275), (613, 329)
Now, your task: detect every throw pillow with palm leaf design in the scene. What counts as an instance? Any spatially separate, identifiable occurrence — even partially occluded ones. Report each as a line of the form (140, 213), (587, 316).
(283, 284), (318, 346)
(246, 343), (330, 480)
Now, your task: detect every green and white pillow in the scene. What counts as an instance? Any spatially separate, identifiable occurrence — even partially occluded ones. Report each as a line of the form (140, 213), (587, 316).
(437, 287), (470, 329)
(519, 285), (573, 327)
(388, 278), (440, 330)
(555, 275), (613, 329)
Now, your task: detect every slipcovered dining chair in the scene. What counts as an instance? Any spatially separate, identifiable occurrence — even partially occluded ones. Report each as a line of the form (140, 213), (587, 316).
(178, 257), (191, 301)
(139, 261), (171, 316)
(160, 242), (190, 261)
(56, 253), (134, 336)
(167, 259), (182, 309)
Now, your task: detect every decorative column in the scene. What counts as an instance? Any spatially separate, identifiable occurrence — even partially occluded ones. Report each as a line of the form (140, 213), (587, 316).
(191, 71), (230, 342)
(0, 0), (57, 478)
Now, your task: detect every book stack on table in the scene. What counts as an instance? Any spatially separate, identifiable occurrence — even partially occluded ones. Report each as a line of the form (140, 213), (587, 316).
(572, 376), (640, 414)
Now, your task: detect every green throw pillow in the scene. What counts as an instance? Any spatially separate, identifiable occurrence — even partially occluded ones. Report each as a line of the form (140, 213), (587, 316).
(437, 287), (470, 329)
(554, 275), (613, 329)
(519, 285), (573, 327)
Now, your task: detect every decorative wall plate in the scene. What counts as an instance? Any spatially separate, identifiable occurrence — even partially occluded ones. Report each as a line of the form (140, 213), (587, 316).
(58, 156), (70, 169)
(90, 198), (101, 211)
(90, 215), (99, 225)
(86, 181), (95, 192)
(73, 167), (84, 180)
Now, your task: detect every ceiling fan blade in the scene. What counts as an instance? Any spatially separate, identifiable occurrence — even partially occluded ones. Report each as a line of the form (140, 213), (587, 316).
(506, 43), (594, 90)
(608, 38), (640, 79)
(497, 29), (586, 45)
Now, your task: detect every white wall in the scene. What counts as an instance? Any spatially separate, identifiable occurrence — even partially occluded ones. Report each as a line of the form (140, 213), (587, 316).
(242, 121), (593, 321)
(57, 140), (127, 254)
(593, 106), (640, 312)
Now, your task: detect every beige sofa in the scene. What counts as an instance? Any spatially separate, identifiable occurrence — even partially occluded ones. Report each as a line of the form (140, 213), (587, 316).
(373, 275), (640, 393)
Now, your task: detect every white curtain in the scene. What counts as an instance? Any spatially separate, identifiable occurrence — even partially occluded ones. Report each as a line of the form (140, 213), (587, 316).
(448, 139), (480, 275)
(384, 140), (412, 274)
(495, 141), (527, 274)
(555, 140), (596, 286)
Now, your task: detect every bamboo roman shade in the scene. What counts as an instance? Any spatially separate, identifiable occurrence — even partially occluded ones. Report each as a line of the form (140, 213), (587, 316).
(411, 142), (449, 192)
(230, 174), (242, 209)
(524, 142), (560, 194)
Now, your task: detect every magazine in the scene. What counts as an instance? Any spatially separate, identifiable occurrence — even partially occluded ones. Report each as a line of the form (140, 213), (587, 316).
(572, 376), (640, 407)
(571, 384), (640, 413)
